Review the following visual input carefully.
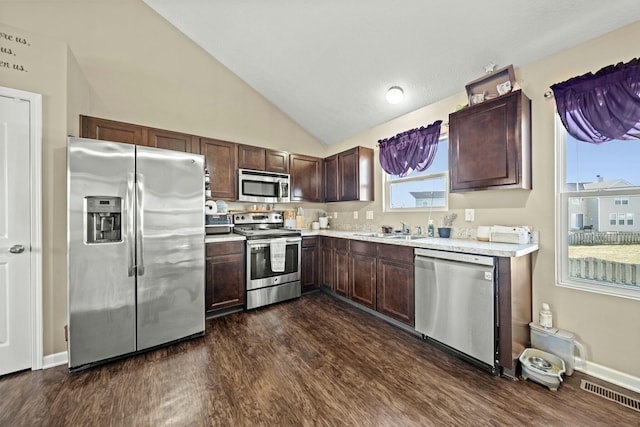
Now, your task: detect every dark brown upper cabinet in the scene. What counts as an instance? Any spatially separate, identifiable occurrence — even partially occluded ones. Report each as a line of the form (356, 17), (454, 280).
(200, 138), (237, 200)
(238, 144), (266, 171)
(147, 128), (199, 154)
(80, 115), (145, 146)
(265, 150), (289, 173)
(323, 155), (339, 202)
(289, 153), (323, 202)
(80, 115), (199, 154)
(324, 146), (374, 202)
(238, 144), (289, 173)
(448, 90), (531, 192)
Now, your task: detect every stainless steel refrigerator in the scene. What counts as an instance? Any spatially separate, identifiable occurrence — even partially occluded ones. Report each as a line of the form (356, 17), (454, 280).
(67, 137), (205, 370)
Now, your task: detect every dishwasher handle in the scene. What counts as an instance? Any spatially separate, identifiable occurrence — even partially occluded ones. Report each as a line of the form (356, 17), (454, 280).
(415, 248), (494, 267)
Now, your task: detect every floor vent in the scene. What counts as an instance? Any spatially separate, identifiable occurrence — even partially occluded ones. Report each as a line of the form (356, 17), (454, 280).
(580, 379), (640, 413)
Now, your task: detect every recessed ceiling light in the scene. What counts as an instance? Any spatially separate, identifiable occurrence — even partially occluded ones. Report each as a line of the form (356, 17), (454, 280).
(386, 86), (404, 104)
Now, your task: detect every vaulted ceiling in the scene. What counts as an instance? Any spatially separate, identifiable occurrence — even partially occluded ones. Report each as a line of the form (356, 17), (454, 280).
(143, 1), (640, 144)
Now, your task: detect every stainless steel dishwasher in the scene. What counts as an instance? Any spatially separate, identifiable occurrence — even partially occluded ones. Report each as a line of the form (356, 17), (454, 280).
(414, 248), (497, 371)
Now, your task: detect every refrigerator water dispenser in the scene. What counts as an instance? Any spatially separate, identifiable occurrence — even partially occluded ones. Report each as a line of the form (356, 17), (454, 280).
(85, 196), (122, 243)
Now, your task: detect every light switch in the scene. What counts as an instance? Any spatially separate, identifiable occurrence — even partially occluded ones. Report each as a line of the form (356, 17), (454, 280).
(353, 211), (359, 219)
(465, 209), (475, 221)
(366, 211), (374, 220)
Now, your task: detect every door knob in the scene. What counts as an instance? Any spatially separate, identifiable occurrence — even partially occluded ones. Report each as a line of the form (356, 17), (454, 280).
(9, 244), (25, 254)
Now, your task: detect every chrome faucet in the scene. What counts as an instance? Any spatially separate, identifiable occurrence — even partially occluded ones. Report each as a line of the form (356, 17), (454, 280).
(401, 222), (409, 234)
(415, 226), (422, 235)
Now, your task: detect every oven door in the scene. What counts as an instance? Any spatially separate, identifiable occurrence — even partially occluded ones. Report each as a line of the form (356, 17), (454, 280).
(246, 237), (301, 290)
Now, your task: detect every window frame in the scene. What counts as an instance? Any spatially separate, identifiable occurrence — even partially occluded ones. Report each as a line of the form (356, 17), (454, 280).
(555, 117), (640, 300)
(382, 136), (449, 213)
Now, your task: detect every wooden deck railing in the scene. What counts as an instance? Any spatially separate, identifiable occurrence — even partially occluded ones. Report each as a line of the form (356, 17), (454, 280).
(568, 231), (640, 245)
(568, 257), (640, 287)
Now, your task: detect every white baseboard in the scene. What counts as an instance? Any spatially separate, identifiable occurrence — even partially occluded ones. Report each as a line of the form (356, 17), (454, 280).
(42, 351), (68, 369)
(576, 360), (640, 394)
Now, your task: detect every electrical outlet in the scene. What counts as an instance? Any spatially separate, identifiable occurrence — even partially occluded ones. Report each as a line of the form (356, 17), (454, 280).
(465, 209), (475, 222)
(366, 211), (373, 220)
(353, 211), (358, 219)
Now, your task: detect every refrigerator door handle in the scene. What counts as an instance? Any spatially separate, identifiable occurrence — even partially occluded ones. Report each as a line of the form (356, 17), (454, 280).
(136, 173), (145, 276)
(126, 173), (136, 277)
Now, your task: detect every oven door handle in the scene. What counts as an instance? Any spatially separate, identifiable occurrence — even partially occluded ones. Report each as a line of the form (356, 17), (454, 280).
(247, 237), (302, 247)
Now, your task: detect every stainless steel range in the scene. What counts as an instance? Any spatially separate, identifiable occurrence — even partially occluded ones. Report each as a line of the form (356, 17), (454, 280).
(233, 211), (301, 309)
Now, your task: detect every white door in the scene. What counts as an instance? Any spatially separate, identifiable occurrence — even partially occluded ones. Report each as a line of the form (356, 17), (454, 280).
(0, 92), (32, 376)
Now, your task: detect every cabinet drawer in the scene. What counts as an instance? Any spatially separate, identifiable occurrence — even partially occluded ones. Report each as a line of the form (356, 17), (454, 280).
(320, 236), (333, 248)
(349, 240), (376, 256)
(302, 236), (318, 248)
(334, 238), (349, 252)
(377, 243), (413, 263)
(206, 241), (245, 257)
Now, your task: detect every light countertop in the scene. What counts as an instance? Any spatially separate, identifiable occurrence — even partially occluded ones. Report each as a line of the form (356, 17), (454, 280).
(300, 229), (538, 258)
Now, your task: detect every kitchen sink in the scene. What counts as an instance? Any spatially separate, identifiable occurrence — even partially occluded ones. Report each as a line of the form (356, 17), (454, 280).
(353, 233), (426, 240)
(354, 232), (393, 238)
(387, 234), (428, 240)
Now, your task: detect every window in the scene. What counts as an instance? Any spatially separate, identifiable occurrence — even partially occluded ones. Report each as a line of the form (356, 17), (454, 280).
(615, 197), (629, 205)
(383, 138), (448, 211)
(557, 120), (640, 299)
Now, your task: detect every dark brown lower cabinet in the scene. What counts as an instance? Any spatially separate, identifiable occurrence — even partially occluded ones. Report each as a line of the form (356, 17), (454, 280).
(376, 244), (415, 327)
(320, 236), (334, 290)
(321, 237), (414, 327)
(318, 235), (531, 377)
(349, 241), (377, 309)
(205, 241), (245, 313)
(497, 255), (532, 377)
(301, 237), (319, 292)
(334, 238), (350, 297)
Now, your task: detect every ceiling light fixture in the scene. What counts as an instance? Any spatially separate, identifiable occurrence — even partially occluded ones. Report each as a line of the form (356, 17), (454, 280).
(386, 86), (404, 104)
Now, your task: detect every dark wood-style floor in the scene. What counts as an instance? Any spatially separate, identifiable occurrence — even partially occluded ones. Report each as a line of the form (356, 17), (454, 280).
(2, 292), (639, 426)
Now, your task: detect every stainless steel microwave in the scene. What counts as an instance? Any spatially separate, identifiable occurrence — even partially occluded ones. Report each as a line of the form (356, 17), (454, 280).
(238, 169), (290, 203)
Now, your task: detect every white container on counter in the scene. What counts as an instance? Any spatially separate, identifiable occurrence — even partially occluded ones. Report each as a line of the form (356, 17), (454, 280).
(476, 226), (490, 241)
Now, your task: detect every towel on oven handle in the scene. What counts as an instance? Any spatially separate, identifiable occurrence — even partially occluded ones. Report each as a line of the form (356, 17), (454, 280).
(270, 238), (287, 272)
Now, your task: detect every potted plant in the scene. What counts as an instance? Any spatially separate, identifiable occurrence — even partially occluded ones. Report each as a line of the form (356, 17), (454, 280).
(438, 213), (457, 238)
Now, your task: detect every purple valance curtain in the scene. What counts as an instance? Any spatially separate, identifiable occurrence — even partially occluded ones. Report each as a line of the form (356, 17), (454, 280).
(378, 120), (442, 177)
(551, 58), (640, 143)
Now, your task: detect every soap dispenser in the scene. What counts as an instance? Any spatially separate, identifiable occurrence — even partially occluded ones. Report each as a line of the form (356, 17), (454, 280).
(427, 220), (435, 237)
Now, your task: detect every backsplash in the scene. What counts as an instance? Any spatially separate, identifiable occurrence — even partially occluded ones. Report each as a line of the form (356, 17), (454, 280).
(223, 201), (533, 242)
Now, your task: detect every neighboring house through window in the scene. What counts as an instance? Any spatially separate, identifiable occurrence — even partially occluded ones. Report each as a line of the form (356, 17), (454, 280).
(557, 126), (640, 299)
(383, 138), (448, 212)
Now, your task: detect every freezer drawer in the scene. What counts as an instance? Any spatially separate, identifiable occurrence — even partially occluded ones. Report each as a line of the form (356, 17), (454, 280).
(415, 249), (496, 367)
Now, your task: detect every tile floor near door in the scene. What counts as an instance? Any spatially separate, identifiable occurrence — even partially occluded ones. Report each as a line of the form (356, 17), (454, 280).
(1, 292), (639, 426)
